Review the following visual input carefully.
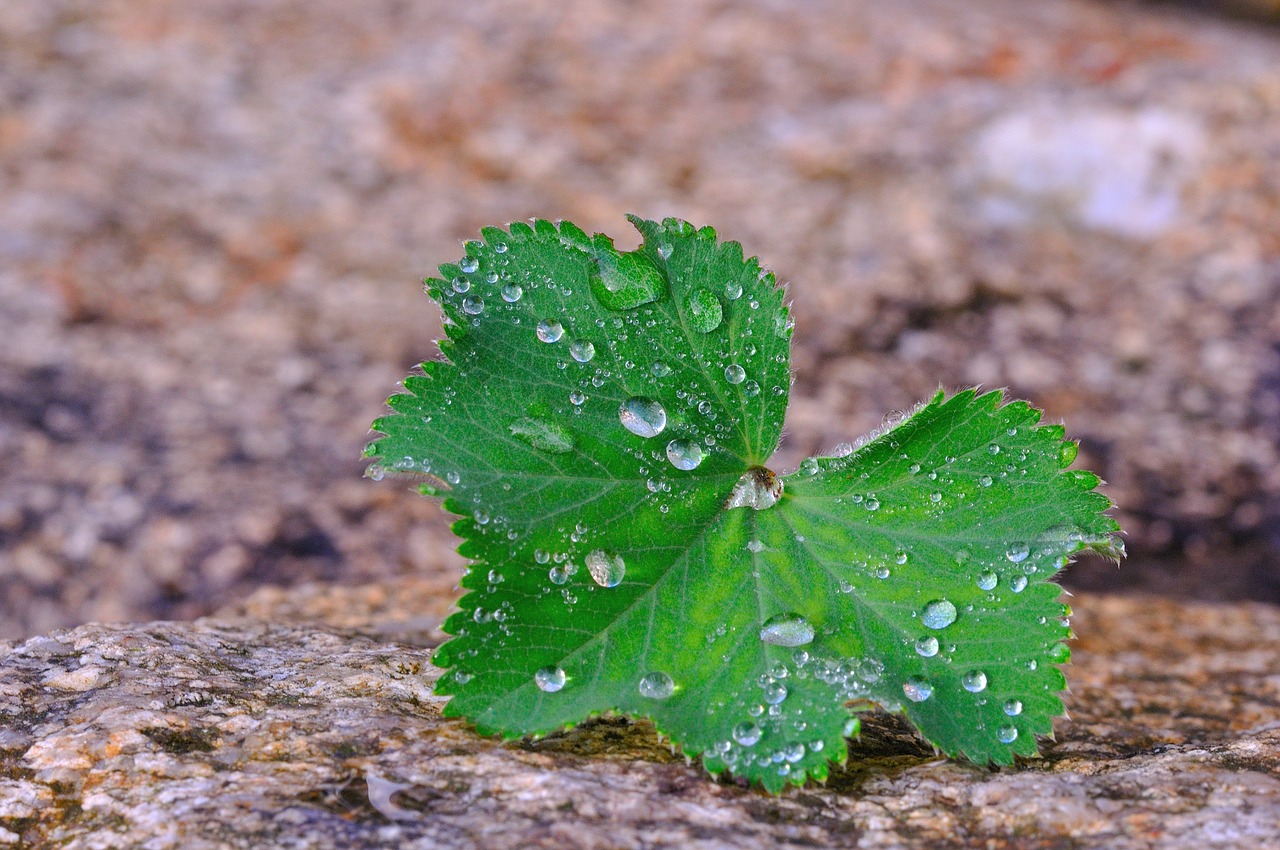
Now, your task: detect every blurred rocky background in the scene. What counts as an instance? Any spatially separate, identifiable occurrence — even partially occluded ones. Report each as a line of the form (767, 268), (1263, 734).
(1, 0), (1279, 639)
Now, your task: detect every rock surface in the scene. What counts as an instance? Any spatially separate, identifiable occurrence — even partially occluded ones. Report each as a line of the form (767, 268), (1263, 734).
(1, 583), (1277, 849)
(2, 0), (1280, 640)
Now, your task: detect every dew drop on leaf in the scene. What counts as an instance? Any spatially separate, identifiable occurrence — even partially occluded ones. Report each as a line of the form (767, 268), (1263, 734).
(569, 341), (595, 363)
(651, 361), (672, 377)
(1006, 542), (1030, 563)
(915, 636), (940, 657)
(638, 671), (675, 699)
(619, 397), (667, 438)
(1009, 575), (1029, 593)
(589, 244), (668, 311)
(462, 296), (484, 315)
(997, 725), (1019, 743)
(759, 613), (815, 647)
(666, 439), (704, 470)
(509, 418), (575, 454)
(725, 364), (746, 384)
(535, 666), (566, 693)
(1003, 699), (1024, 716)
(961, 670), (988, 693)
(744, 380), (761, 397)
(460, 256), (479, 274)
(762, 682), (788, 705)
(585, 549), (625, 588)
(536, 320), (564, 343)
(733, 722), (762, 746)
(501, 283), (523, 302)
(921, 599), (958, 630)
(976, 571), (998, 591)
(903, 677), (933, 702)
(686, 288), (723, 333)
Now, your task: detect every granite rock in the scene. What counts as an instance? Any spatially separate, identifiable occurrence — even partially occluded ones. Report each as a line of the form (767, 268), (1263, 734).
(1, 584), (1277, 849)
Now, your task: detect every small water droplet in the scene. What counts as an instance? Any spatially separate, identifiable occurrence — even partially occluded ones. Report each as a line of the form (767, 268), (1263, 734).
(501, 283), (523, 302)
(657, 242), (673, 259)
(915, 636), (939, 657)
(979, 475), (993, 487)
(1006, 542), (1030, 563)
(864, 497), (880, 511)
(921, 599), (958, 630)
(569, 340), (595, 363)
(534, 549), (550, 564)
(961, 670), (988, 693)
(744, 380), (761, 397)
(452, 276), (471, 294)
(1003, 699), (1023, 716)
(976, 571), (998, 591)
(585, 549), (625, 588)
(989, 444), (1001, 455)
(1009, 575), (1029, 593)
(638, 671), (675, 699)
(746, 539), (764, 553)
(895, 550), (909, 565)
(874, 566), (891, 579)
(535, 666), (566, 692)
(549, 565), (571, 585)
(725, 279), (743, 300)
(666, 439), (704, 470)
(536, 320), (564, 343)
(651, 361), (672, 377)
(725, 364), (746, 385)
(619, 397), (667, 438)
(997, 725), (1019, 743)
(733, 722), (762, 746)
(763, 682), (788, 705)
(569, 390), (587, 406)
(759, 613), (815, 647)
(903, 677), (933, 702)
(686, 288), (723, 333)
(460, 256), (479, 274)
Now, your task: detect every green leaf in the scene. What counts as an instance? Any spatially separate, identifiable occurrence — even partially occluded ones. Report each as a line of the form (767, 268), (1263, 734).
(365, 216), (1122, 791)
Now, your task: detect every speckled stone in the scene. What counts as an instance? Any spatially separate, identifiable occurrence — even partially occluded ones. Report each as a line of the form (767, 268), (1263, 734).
(1, 585), (1277, 849)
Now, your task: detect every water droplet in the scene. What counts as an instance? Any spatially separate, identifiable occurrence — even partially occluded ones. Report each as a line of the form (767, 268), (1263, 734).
(1006, 542), (1030, 563)
(460, 256), (479, 274)
(549, 565), (571, 585)
(894, 550), (909, 565)
(864, 497), (880, 511)
(619, 397), (667, 438)
(535, 666), (566, 692)
(585, 549), (625, 588)
(915, 636), (939, 657)
(976, 571), (998, 591)
(666, 439), (704, 470)
(638, 671), (675, 699)
(733, 722), (762, 746)
(874, 566), (891, 579)
(782, 742), (805, 763)
(536, 320), (564, 343)
(759, 613), (815, 647)
(997, 725), (1019, 744)
(657, 242), (673, 259)
(509, 418), (575, 454)
(744, 380), (761, 397)
(501, 283), (523, 302)
(534, 549), (550, 564)
(686, 288), (723, 333)
(1009, 575), (1029, 593)
(568, 390), (587, 407)
(903, 677), (933, 702)
(462, 296), (484, 315)
(725, 466), (783, 510)
(961, 670), (988, 693)
(929, 492), (942, 504)
(746, 539), (764, 553)
(651, 361), (672, 377)
(921, 599), (958, 630)
(979, 475), (993, 487)
(569, 341), (595, 363)
(1003, 699), (1023, 716)
(725, 280), (743, 300)
(452, 276), (471, 293)
(453, 670), (471, 684)
(762, 682), (788, 705)
(725, 364), (746, 385)
(989, 444), (1001, 455)
(589, 244), (668, 311)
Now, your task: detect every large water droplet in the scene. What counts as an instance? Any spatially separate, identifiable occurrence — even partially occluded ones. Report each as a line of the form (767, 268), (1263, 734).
(509, 418), (575, 454)
(915, 636), (939, 657)
(1003, 699), (1023, 716)
(686, 288), (723, 333)
(535, 666), (566, 693)
(725, 466), (782, 511)
(501, 283), (523, 302)
(732, 721), (762, 746)
(462, 296), (484, 315)
(921, 599), (958, 630)
(536, 320), (564, 343)
(619, 397), (667, 438)
(585, 549), (625, 588)
(569, 340), (595, 363)
(759, 613), (815, 647)
(588, 242), (667, 311)
(997, 725), (1019, 743)
(903, 677), (933, 702)
(725, 364), (746, 385)
(638, 671), (675, 699)
(1006, 542), (1030, 563)
(460, 256), (479, 274)
(961, 670), (988, 693)
(666, 439), (704, 470)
